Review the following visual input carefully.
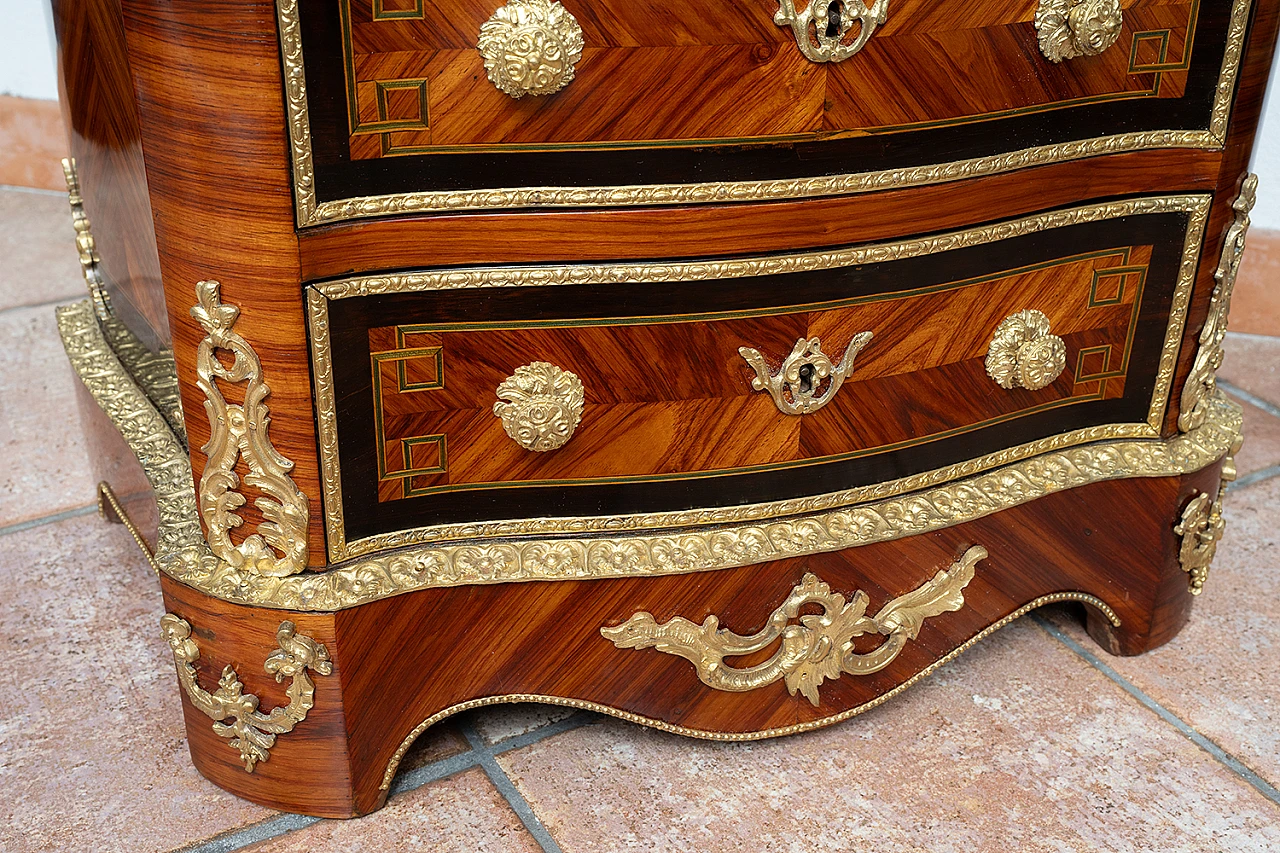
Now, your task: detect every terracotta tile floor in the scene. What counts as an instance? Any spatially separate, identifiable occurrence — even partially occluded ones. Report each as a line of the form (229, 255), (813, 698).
(2, 184), (1279, 851)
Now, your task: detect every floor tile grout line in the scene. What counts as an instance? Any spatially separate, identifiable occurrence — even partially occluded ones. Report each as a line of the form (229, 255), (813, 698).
(1225, 330), (1280, 344)
(0, 183), (66, 196)
(1032, 614), (1280, 809)
(491, 712), (595, 757)
(1219, 378), (1280, 420)
(0, 501), (98, 538)
(168, 711), (592, 853)
(1229, 462), (1280, 492)
(0, 294), (81, 320)
(461, 721), (566, 853)
(168, 814), (322, 853)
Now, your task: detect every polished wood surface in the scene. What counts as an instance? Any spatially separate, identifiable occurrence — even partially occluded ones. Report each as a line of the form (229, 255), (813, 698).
(50, 0), (169, 352)
(159, 463), (1221, 817)
(332, 0), (1196, 153)
(117, 0), (326, 565)
(363, 249), (1145, 500)
(50, 0), (1278, 822)
(298, 149), (1222, 280)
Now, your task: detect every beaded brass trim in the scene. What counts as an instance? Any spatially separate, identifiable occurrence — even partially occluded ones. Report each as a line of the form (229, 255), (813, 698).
(603, 546), (986, 705)
(161, 614), (332, 771)
(310, 195), (1210, 562)
(275, 0), (1250, 225)
(379, 591), (1122, 790)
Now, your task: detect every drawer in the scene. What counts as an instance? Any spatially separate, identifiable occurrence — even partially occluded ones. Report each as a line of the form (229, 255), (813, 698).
(307, 194), (1209, 560)
(281, 0), (1249, 223)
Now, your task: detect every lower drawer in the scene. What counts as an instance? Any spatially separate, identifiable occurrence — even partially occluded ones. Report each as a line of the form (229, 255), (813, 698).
(308, 194), (1209, 560)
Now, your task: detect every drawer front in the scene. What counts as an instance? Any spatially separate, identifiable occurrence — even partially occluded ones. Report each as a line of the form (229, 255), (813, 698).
(281, 0), (1248, 223)
(308, 195), (1208, 560)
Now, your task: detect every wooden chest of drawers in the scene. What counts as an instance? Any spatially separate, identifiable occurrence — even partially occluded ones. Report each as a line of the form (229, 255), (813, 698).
(52, 0), (1273, 817)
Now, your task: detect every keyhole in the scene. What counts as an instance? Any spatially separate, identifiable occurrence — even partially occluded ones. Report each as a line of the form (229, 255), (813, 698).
(798, 364), (815, 393)
(826, 0), (843, 37)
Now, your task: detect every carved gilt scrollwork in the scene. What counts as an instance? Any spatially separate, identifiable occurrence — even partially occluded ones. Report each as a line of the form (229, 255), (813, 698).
(985, 309), (1067, 391)
(1180, 175), (1258, 433)
(1035, 0), (1124, 63)
(161, 614), (332, 771)
(1174, 433), (1242, 595)
(191, 281), (310, 577)
(774, 0), (890, 64)
(478, 0), (584, 98)
(740, 333), (872, 415)
(493, 361), (585, 451)
(603, 546), (986, 705)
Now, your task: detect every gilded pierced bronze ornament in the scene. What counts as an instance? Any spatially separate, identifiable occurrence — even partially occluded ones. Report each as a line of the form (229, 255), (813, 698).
(603, 546), (986, 705)
(740, 333), (873, 415)
(1181, 175), (1258, 433)
(191, 280), (310, 577)
(161, 614), (332, 771)
(774, 0), (890, 63)
(985, 309), (1067, 391)
(1174, 432), (1242, 595)
(478, 0), (584, 98)
(1035, 0), (1124, 63)
(494, 361), (586, 451)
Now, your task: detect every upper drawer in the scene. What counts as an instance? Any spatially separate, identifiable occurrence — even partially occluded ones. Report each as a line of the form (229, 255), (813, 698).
(307, 194), (1209, 561)
(280, 0), (1250, 225)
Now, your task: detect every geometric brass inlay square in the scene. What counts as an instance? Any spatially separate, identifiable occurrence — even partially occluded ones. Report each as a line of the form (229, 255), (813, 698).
(1089, 267), (1145, 307)
(1075, 345), (1116, 383)
(374, 80), (429, 131)
(372, 343), (448, 489)
(372, 0), (424, 21)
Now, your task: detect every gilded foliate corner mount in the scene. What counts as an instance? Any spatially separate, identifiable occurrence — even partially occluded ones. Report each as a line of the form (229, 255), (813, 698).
(603, 546), (986, 705)
(191, 280), (310, 576)
(1181, 175), (1258, 433)
(774, 0), (889, 63)
(161, 613), (332, 771)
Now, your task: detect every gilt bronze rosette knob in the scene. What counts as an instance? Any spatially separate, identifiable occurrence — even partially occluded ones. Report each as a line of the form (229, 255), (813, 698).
(479, 0), (585, 98)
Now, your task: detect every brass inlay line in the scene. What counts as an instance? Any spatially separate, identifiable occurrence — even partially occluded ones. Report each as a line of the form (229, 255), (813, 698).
(311, 196), (1208, 562)
(378, 591), (1122, 790)
(276, 0), (1249, 224)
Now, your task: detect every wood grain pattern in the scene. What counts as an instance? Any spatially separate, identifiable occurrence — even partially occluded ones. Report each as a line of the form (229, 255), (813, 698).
(297, 149), (1221, 280)
(335, 0), (1196, 154)
(49, 0), (169, 352)
(365, 251), (1145, 499)
(116, 0), (326, 565)
(159, 463), (1222, 817)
